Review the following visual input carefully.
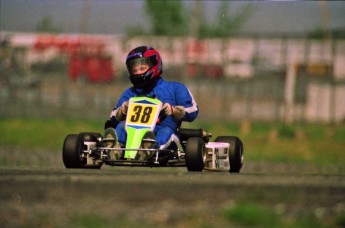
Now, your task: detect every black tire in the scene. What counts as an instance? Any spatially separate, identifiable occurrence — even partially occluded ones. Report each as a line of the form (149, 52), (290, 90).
(62, 134), (80, 168)
(185, 137), (206, 172)
(62, 133), (102, 169)
(215, 136), (243, 173)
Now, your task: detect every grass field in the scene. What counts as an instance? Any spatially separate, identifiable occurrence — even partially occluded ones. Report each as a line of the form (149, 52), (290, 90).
(1, 117), (345, 170)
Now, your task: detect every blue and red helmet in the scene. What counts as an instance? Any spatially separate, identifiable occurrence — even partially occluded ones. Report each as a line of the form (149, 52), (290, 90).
(126, 46), (163, 88)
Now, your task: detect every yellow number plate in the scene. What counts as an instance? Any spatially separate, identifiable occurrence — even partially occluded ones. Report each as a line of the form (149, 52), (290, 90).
(127, 103), (158, 127)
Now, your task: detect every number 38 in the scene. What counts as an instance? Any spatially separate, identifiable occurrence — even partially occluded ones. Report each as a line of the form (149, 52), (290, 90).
(130, 106), (153, 123)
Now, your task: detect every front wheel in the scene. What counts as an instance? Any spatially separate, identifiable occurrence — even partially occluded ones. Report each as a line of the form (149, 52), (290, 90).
(62, 134), (81, 168)
(62, 133), (102, 169)
(215, 136), (243, 173)
(185, 137), (206, 172)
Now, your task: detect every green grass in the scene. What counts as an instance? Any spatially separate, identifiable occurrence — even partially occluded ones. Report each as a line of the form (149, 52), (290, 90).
(1, 117), (345, 167)
(222, 202), (332, 228)
(223, 203), (283, 227)
(195, 120), (345, 166)
(0, 117), (104, 151)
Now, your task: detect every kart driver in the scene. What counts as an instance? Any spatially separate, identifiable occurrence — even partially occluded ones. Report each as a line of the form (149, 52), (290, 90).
(104, 46), (199, 154)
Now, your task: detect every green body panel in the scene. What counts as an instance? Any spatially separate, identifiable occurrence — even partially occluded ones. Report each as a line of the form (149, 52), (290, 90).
(124, 97), (162, 159)
(124, 127), (148, 159)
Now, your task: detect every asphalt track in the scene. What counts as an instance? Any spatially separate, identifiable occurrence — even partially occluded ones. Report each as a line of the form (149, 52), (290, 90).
(1, 163), (344, 226)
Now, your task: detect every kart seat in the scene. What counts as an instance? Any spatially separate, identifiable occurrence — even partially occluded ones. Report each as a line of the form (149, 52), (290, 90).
(177, 128), (212, 143)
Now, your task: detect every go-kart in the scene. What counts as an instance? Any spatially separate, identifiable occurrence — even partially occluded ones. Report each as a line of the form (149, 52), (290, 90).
(62, 96), (244, 172)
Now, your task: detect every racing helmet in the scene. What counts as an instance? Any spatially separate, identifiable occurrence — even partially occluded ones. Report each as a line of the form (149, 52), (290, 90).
(126, 46), (163, 88)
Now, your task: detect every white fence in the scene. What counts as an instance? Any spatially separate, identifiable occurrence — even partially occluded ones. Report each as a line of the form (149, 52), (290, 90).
(1, 32), (345, 122)
(5, 33), (345, 78)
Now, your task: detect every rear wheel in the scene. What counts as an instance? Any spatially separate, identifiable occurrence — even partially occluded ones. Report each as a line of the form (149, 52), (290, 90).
(185, 137), (206, 172)
(62, 132), (102, 169)
(215, 136), (243, 173)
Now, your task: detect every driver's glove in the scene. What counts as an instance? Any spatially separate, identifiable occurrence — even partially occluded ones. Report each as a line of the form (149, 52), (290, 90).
(115, 101), (128, 121)
(162, 103), (185, 121)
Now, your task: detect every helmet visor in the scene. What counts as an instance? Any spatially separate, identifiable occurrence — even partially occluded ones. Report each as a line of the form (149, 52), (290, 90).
(127, 58), (153, 76)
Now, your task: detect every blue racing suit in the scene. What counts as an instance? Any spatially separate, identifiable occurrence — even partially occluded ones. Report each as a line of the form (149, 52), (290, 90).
(108, 77), (198, 149)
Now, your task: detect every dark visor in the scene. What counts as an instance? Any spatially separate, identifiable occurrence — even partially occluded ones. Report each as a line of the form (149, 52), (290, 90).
(127, 58), (153, 75)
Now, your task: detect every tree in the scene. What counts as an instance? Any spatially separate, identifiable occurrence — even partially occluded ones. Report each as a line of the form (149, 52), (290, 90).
(126, 1), (252, 38)
(36, 16), (62, 33)
(126, 0), (187, 36)
(145, 0), (187, 36)
(199, 2), (253, 38)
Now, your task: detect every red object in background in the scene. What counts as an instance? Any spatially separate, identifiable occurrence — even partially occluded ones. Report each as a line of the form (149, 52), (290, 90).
(68, 54), (115, 83)
(186, 39), (223, 79)
(33, 36), (56, 51)
(68, 54), (84, 81)
(33, 35), (116, 83)
(187, 63), (223, 79)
